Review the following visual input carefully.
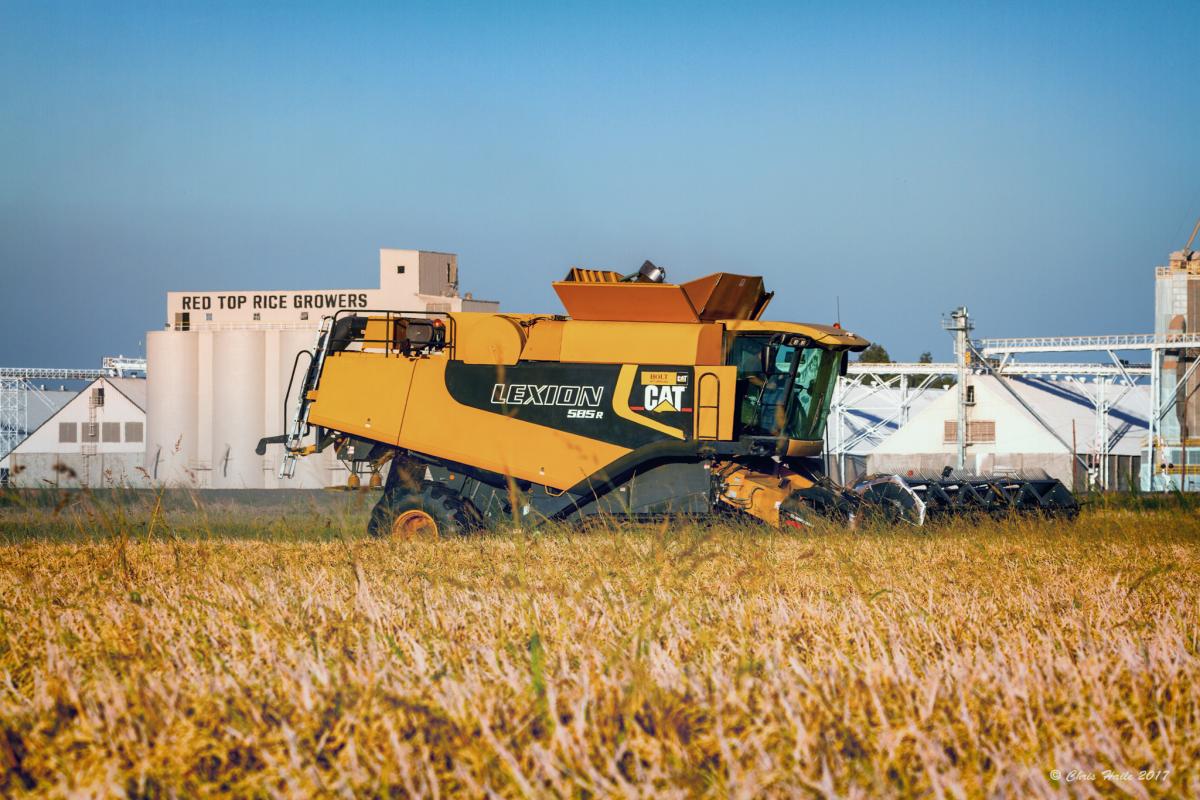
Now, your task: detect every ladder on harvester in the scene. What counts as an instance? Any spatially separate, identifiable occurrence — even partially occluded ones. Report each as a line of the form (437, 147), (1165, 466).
(279, 318), (334, 479)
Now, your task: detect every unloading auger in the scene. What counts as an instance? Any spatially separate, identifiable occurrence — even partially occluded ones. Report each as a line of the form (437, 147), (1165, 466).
(259, 262), (1078, 536)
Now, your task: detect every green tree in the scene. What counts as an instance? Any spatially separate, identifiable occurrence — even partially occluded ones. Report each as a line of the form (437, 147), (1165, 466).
(858, 343), (891, 364)
(917, 350), (954, 388)
(854, 343), (892, 386)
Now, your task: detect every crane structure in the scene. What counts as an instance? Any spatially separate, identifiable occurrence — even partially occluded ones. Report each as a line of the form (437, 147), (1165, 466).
(978, 333), (1200, 491)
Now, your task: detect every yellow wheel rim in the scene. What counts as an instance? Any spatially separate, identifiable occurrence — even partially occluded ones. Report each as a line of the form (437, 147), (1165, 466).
(392, 509), (439, 539)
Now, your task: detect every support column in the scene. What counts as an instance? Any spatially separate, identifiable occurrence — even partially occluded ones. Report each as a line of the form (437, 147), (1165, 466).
(1095, 378), (1108, 490)
(830, 378), (846, 484)
(1149, 347), (1160, 490)
(944, 308), (973, 471)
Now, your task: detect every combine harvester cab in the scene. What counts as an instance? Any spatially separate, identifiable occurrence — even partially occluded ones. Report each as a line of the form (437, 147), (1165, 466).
(260, 263), (1077, 535)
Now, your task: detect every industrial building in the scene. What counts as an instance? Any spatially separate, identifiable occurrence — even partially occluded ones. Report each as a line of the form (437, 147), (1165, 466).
(837, 234), (1200, 494)
(145, 248), (498, 488)
(1150, 248), (1200, 489)
(1, 377), (148, 488)
(867, 375), (1147, 491)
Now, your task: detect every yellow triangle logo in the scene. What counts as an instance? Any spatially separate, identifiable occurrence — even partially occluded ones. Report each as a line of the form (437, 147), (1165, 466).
(651, 398), (678, 413)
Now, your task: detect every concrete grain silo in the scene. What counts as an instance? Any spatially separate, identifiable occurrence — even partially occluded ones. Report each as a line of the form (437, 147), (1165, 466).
(211, 330), (265, 488)
(145, 330), (198, 485)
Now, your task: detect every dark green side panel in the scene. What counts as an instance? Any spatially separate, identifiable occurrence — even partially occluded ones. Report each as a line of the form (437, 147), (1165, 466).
(443, 361), (694, 450)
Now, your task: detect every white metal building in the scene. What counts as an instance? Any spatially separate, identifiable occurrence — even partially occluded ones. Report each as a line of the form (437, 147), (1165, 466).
(145, 248), (498, 488)
(867, 375), (1148, 490)
(825, 382), (947, 482)
(1, 378), (148, 488)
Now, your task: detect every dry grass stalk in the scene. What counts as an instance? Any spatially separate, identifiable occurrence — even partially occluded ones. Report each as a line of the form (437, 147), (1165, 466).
(0, 505), (1196, 797)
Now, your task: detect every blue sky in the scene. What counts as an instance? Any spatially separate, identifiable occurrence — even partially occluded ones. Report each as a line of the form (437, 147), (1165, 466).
(2, 0), (1198, 367)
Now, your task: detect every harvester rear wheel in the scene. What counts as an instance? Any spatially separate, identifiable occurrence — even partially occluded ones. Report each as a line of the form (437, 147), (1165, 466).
(368, 480), (484, 538)
(392, 509), (439, 539)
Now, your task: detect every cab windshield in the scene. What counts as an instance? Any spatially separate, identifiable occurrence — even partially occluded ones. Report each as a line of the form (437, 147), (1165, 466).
(730, 334), (843, 440)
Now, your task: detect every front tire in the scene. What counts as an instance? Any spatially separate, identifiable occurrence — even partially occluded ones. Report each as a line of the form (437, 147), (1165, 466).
(368, 480), (485, 538)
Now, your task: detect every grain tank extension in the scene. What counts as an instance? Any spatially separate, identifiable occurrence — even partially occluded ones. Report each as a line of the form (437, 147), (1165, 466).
(260, 264), (1078, 535)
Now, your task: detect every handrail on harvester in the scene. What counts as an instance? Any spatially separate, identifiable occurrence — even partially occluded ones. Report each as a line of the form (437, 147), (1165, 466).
(275, 309), (456, 478)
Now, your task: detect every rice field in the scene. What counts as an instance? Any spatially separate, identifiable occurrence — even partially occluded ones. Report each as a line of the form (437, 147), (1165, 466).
(0, 492), (1197, 798)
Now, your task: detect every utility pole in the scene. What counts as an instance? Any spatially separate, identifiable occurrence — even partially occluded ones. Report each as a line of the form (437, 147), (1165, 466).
(943, 307), (973, 472)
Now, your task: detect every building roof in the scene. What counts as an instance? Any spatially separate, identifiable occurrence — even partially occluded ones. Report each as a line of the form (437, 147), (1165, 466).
(25, 390), (76, 434)
(1002, 376), (1148, 455)
(829, 383), (949, 455)
(107, 377), (147, 411)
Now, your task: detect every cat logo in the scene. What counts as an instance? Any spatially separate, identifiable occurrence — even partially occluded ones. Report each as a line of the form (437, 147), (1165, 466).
(644, 384), (686, 413)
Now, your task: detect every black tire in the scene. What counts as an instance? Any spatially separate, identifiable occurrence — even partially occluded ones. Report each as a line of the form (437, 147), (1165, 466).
(368, 480), (485, 538)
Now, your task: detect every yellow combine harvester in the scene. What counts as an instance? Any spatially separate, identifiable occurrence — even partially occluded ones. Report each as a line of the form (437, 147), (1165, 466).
(260, 263), (1077, 535)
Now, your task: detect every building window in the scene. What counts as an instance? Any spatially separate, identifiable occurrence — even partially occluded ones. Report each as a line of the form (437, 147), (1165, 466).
(91, 387), (105, 407)
(397, 265), (405, 274)
(300, 312), (309, 321)
(253, 312), (261, 321)
(205, 313), (213, 321)
(58, 422), (77, 443)
(971, 420), (996, 443)
(965, 385), (976, 405)
(102, 422), (121, 442)
(81, 423), (99, 443)
(447, 263), (452, 282)
(125, 422), (143, 443)
(943, 420), (996, 444)
(174, 312), (190, 331)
